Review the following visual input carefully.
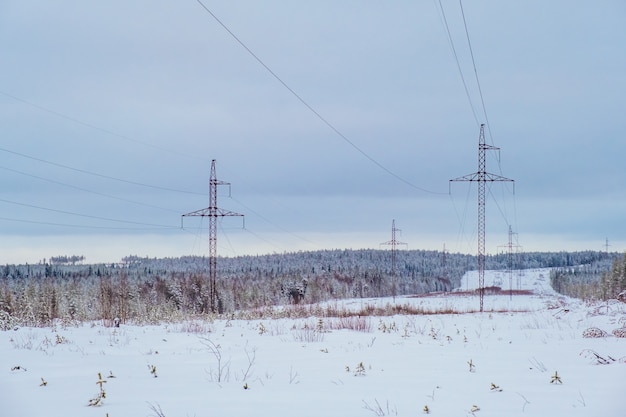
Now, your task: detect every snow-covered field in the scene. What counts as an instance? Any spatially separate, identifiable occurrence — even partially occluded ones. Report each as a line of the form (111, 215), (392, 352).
(1, 268), (624, 416)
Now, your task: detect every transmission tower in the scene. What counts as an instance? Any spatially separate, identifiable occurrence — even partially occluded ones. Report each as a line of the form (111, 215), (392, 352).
(450, 124), (514, 312)
(498, 225), (521, 300)
(380, 219), (408, 275)
(182, 159), (244, 313)
(380, 219), (407, 299)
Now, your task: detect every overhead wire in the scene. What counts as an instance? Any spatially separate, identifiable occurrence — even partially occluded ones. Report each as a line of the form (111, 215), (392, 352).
(435, 0), (480, 126)
(229, 196), (320, 247)
(0, 165), (181, 214)
(458, 0), (491, 136)
(0, 197), (178, 229)
(0, 216), (174, 231)
(194, 0), (446, 196)
(0, 146), (204, 196)
(0, 90), (206, 162)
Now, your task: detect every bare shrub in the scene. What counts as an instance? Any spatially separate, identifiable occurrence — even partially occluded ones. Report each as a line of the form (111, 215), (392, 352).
(328, 316), (372, 332)
(580, 349), (616, 364)
(582, 327), (608, 338)
(292, 322), (325, 343)
(362, 399), (398, 416)
(168, 320), (213, 334)
(200, 337), (231, 383)
(612, 328), (626, 338)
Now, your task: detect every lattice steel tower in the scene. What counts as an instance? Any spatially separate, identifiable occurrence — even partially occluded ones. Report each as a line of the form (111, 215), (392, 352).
(450, 124), (513, 312)
(380, 219), (407, 299)
(498, 225), (521, 299)
(380, 219), (408, 275)
(182, 159), (244, 313)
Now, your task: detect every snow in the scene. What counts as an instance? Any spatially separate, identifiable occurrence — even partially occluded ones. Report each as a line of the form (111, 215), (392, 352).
(1, 268), (624, 416)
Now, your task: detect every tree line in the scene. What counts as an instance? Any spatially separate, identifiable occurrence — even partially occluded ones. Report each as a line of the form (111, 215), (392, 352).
(0, 249), (620, 328)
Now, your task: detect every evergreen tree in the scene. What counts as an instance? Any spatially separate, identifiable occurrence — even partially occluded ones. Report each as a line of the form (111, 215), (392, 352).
(600, 253), (626, 300)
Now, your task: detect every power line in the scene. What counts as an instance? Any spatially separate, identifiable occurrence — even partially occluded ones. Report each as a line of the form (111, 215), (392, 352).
(0, 197), (178, 229)
(0, 216), (175, 231)
(436, 0), (480, 125)
(229, 196), (320, 247)
(0, 165), (181, 214)
(0, 90), (206, 162)
(458, 0), (491, 134)
(194, 0), (446, 196)
(0, 146), (204, 196)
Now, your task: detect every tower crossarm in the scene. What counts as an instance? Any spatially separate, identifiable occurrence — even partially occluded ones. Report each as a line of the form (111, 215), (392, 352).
(182, 207), (245, 218)
(449, 172), (514, 184)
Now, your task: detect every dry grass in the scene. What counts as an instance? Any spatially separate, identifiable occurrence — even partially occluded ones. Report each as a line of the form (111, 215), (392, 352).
(229, 299), (529, 321)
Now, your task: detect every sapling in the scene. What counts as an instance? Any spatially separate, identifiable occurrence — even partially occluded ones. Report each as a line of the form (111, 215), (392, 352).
(467, 359), (476, 372)
(490, 382), (502, 392)
(423, 405), (430, 414)
(149, 364), (158, 378)
(316, 318), (325, 333)
(88, 372), (107, 406)
(39, 377), (47, 387)
(354, 361), (366, 376)
(550, 370), (562, 384)
(428, 327), (439, 340)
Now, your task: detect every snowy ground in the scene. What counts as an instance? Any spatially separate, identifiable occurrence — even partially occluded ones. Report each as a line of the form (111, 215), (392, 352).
(1, 268), (625, 416)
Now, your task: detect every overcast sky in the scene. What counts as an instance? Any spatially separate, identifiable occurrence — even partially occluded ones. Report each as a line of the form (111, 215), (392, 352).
(1, 1), (625, 264)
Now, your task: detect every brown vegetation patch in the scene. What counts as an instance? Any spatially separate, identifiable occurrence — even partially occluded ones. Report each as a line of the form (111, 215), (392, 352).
(235, 301), (529, 320)
(410, 288), (534, 298)
(612, 328), (626, 338)
(582, 327), (609, 338)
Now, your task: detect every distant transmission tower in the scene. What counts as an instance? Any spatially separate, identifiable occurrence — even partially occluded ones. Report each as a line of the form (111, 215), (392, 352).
(182, 159), (244, 313)
(450, 124), (514, 312)
(380, 219), (408, 275)
(380, 219), (407, 299)
(498, 225), (521, 300)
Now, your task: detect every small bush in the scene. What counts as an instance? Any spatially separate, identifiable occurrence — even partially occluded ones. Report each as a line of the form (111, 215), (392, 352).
(582, 327), (608, 338)
(612, 328), (626, 338)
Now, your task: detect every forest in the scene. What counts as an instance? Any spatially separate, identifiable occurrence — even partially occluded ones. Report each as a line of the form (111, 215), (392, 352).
(0, 248), (622, 329)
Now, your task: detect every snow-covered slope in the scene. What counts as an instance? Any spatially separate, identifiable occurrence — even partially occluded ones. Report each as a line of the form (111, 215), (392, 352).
(1, 268), (624, 416)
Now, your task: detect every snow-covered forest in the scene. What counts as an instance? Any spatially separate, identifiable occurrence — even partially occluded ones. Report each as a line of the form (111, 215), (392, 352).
(0, 249), (619, 329)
